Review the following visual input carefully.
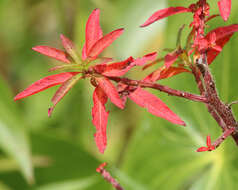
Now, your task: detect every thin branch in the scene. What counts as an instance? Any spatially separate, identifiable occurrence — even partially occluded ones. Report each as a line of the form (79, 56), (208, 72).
(96, 163), (124, 190)
(212, 127), (236, 148)
(108, 76), (208, 103)
(227, 100), (238, 108)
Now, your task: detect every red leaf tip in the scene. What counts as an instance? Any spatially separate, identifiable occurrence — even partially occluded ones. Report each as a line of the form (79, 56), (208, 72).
(196, 147), (209, 152)
(197, 135), (215, 152)
(48, 107), (54, 117)
(96, 162), (107, 173)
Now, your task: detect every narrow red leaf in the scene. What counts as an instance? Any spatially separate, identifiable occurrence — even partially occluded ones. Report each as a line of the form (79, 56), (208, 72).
(207, 34), (232, 64)
(206, 25), (238, 64)
(141, 7), (191, 27)
(206, 135), (211, 147)
(218, 0), (231, 21)
(96, 53), (157, 77)
(144, 67), (190, 82)
(205, 14), (220, 23)
(197, 147), (209, 152)
(86, 9), (103, 56)
(101, 57), (134, 77)
(82, 43), (87, 60)
(132, 52), (157, 66)
(96, 77), (124, 109)
(96, 162), (107, 173)
(207, 25), (238, 41)
(88, 28), (124, 59)
(129, 87), (185, 126)
(92, 86), (109, 153)
(14, 72), (79, 101)
(32, 46), (70, 63)
(165, 52), (180, 68)
(48, 75), (81, 116)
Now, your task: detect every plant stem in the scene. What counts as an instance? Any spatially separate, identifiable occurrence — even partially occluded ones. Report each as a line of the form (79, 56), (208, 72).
(96, 163), (124, 190)
(108, 76), (207, 103)
(212, 127), (236, 148)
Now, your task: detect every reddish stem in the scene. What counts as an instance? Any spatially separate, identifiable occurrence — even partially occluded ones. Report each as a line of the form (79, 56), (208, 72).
(108, 76), (207, 103)
(96, 163), (124, 190)
(212, 127), (236, 148)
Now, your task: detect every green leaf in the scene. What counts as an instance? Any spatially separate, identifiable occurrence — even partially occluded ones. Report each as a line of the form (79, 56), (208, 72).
(0, 76), (33, 183)
(0, 132), (110, 190)
(34, 177), (97, 190)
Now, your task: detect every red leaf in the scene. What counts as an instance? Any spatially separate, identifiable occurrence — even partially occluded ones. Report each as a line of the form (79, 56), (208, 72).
(14, 72), (79, 101)
(92, 86), (109, 153)
(129, 87), (185, 126)
(205, 14), (220, 23)
(144, 67), (190, 82)
(32, 46), (70, 63)
(99, 57), (134, 77)
(97, 53), (157, 77)
(82, 43), (87, 60)
(165, 52), (180, 68)
(85, 9), (103, 56)
(96, 77), (124, 109)
(132, 52), (157, 66)
(207, 34), (232, 64)
(60, 34), (76, 55)
(206, 25), (238, 64)
(207, 25), (238, 40)
(88, 28), (124, 59)
(96, 162), (107, 173)
(141, 7), (191, 27)
(206, 135), (211, 147)
(48, 75), (81, 117)
(197, 147), (209, 152)
(218, 0), (231, 21)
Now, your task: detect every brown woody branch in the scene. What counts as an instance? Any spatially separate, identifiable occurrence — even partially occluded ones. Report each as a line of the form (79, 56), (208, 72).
(193, 53), (238, 147)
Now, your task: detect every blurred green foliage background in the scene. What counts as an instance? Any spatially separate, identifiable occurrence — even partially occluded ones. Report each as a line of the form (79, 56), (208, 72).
(1, 0), (238, 189)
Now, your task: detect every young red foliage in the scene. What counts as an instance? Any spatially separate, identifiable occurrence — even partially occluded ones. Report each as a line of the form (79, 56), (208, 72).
(48, 75), (81, 117)
(131, 52), (157, 66)
(128, 87), (186, 126)
(14, 72), (79, 101)
(92, 86), (109, 153)
(197, 135), (215, 152)
(93, 57), (134, 77)
(60, 34), (76, 54)
(96, 77), (124, 109)
(218, 0), (231, 21)
(141, 7), (191, 27)
(88, 28), (124, 59)
(15, 9), (127, 154)
(164, 52), (180, 68)
(144, 67), (190, 82)
(32, 46), (70, 64)
(85, 8), (103, 56)
(93, 53), (157, 77)
(206, 24), (238, 64)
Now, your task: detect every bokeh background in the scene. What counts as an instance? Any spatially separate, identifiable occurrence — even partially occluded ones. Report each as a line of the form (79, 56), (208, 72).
(1, 0), (238, 189)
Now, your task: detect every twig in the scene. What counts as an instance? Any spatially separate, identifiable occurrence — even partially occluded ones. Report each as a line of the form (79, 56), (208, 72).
(96, 163), (124, 190)
(227, 100), (238, 108)
(108, 76), (207, 103)
(212, 127), (236, 148)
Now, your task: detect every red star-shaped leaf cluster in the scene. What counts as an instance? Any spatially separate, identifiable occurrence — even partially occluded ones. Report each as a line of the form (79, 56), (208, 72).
(15, 8), (187, 154)
(197, 136), (215, 152)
